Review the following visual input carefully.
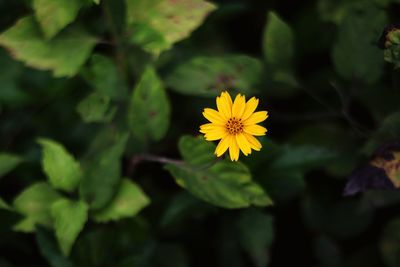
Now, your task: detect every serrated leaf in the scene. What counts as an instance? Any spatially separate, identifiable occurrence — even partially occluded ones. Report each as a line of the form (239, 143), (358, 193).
(13, 182), (62, 232)
(82, 54), (127, 100)
(38, 138), (82, 193)
(0, 153), (22, 177)
(36, 226), (75, 267)
(51, 199), (88, 256)
(165, 55), (263, 97)
(0, 16), (96, 77)
(126, 0), (216, 55)
(93, 179), (150, 222)
(76, 93), (116, 123)
(128, 66), (170, 141)
(80, 133), (129, 210)
(263, 12), (294, 69)
(166, 136), (272, 209)
(33, 0), (85, 39)
(237, 209), (274, 267)
(332, 6), (386, 84)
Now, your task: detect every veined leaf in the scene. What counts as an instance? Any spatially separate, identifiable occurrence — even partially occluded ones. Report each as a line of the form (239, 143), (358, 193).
(13, 182), (62, 232)
(126, 0), (216, 55)
(80, 133), (129, 210)
(166, 136), (272, 209)
(76, 93), (116, 123)
(128, 66), (170, 141)
(51, 199), (88, 256)
(32, 0), (85, 39)
(166, 55), (263, 97)
(93, 178), (150, 222)
(0, 16), (96, 77)
(38, 138), (82, 193)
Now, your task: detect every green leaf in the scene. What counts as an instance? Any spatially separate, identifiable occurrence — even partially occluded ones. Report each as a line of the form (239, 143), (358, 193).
(237, 209), (274, 267)
(51, 199), (88, 256)
(0, 153), (22, 177)
(166, 136), (272, 209)
(13, 182), (62, 232)
(263, 11), (294, 69)
(76, 93), (116, 123)
(82, 54), (127, 100)
(262, 12), (298, 94)
(128, 66), (170, 141)
(165, 55), (263, 97)
(36, 226), (75, 267)
(32, 0), (85, 39)
(332, 6), (387, 84)
(0, 16), (96, 77)
(80, 133), (129, 210)
(126, 0), (216, 55)
(38, 138), (82, 193)
(178, 135), (216, 168)
(269, 145), (338, 172)
(93, 178), (150, 222)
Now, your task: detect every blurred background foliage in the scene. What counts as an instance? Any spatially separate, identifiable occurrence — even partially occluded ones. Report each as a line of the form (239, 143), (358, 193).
(1, 0), (400, 266)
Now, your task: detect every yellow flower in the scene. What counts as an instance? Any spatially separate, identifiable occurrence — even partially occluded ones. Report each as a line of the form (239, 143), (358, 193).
(199, 91), (268, 161)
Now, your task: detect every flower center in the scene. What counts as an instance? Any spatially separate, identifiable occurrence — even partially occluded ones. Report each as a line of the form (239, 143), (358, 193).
(226, 117), (243, 135)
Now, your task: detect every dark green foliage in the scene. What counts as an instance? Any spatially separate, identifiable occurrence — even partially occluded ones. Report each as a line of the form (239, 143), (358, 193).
(1, 0), (400, 266)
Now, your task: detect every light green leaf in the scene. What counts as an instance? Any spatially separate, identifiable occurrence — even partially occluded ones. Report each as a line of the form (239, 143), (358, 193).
(38, 138), (82, 193)
(166, 136), (272, 209)
(237, 209), (274, 267)
(0, 16), (96, 77)
(128, 66), (170, 141)
(83, 54), (127, 100)
(51, 199), (88, 256)
(93, 178), (150, 222)
(0, 153), (22, 177)
(76, 92), (116, 123)
(80, 133), (129, 210)
(13, 182), (62, 232)
(332, 6), (387, 84)
(165, 55), (263, 97)
(126, 0), (216, 55)
(263, 11), (294, 69)
(33, 0), (84, 39)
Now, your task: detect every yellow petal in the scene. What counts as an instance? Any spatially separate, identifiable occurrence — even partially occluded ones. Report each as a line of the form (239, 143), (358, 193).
(244, 125), (267, 136)
(243, 111), (269, 125)
(229, 137), (240, 161)
(199, 123), (225, 134)
(241, 97), (259, 120)
(203, 108), (225, 125)
(243, 133), (262, 151)
(221, 91), (233, 108)
(204, 129), (227, 141)
(236, 133), (251, 156)
(216, 95), (231, 119)
(215, 135), (232, 157)
(232, 94), (246, 118)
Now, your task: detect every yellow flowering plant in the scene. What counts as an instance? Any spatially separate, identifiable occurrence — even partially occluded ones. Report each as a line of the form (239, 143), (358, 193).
(200, 91), (268, 161)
